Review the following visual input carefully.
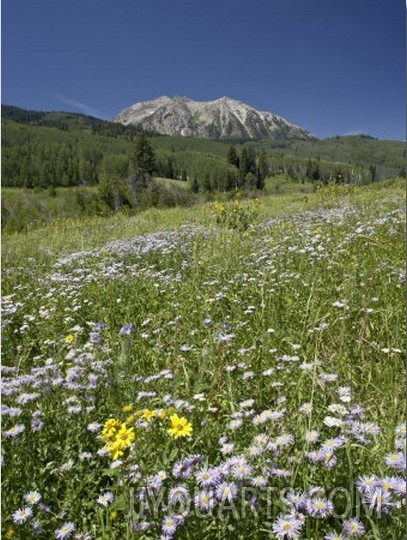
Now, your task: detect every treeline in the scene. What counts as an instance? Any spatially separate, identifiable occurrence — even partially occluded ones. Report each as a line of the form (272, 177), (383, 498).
(267, 154), (379, 185)
(2, 105), (404, 196)
(1, 105), (140, 138)
(2, 119), (135, 188)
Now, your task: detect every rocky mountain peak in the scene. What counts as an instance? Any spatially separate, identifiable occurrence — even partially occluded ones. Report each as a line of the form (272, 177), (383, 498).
(112, 96), (316, 141)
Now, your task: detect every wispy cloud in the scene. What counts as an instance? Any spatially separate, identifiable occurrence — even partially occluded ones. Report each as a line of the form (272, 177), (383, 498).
(52, 93), (106, 119)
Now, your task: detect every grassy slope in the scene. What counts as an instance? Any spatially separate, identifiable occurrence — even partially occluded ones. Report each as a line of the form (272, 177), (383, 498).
(2, 178), (404, 291)
(1, 179), (405, 538)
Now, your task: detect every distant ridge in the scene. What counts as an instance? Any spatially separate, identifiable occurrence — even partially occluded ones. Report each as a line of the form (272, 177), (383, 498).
(112, 96), (317, 141)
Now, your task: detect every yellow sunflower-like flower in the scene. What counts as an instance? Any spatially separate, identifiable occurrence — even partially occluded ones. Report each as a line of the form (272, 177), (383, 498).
(100, 418), (122, 443)
(114, 424), (135, 446)
(106, 439), (126, 460)
(167, 414), (193, 439)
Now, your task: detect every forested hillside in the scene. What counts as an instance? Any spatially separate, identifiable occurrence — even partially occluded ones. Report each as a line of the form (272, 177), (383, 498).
(2, 105), (405, 193)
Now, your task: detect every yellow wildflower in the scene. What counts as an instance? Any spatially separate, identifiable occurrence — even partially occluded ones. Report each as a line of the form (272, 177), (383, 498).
(106, 440), (125, 460)
(114, 424), (135, 447)
(141, 409), (156, 421)
(122, 404), (133, 413)
(64, 334), (74, 344)
(100, 418), (122, 442)
(167, 414), (193, 439)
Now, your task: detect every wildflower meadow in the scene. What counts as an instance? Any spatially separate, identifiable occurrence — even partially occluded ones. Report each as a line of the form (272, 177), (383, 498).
(1, 181), (406, 539)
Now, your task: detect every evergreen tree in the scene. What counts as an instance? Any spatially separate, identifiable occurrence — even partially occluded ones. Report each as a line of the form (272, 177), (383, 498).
(227, 144), (239, 168)
(190, 176), (200, 193)
(239, 147), (249, 184)
(166, 156), (175, 179)
(246, 146), (257, 174)
(256, 148), (269, 189)
(132, 132), (156, 190)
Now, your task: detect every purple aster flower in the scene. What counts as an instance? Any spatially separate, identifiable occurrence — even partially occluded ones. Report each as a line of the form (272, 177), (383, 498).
(168, 485), (189, 505)
(285, 491), (308, 513)
(195, 468), (220, 488)
(215, 481), (238, 502)
(391, 476), (406, 496)
(93, 322), (105, 331)
(305, 430), (320, 443)
(89, 332), (101, 344)
(12, 506), (33, 524)
(343, 518), (365, 536)
(271, 467), (292, 478)
(395, 423), (406, 437)
(356, 475), (379, 493)
(184, 454), (203, 467)
(272, 514), (304, 538)
(146, 473), (164, 494)
(31, 417), (44, 431)
(248, 444), (264, 457)
(251, 474), (268, 487)
(319, 373), (338, 382)
(4, 423), (25, 438)
(324, 532), (347, 540)
(384, 452), (406, 470)
(194, 490), (216, 511)
(24, 490), (41, 505)
(275, 433), (294, 447)
(360, 421), (380, 436)
(306, 497), (333, 518)
(229, 418), (243, 430)
(380, 476), (398, 491)
(97, 491), (114, 507)
(1, 406), (22, 417)
(362, 487), (392, 515)
(38, 502), (51, 513)
(55, 521), (75, 539)
(220, 443), (234, 455)
(172, 460), (193, 479)
(87, 421), (101, 432)
(321, 436), (346, 452)
(59, 459), (74, 472)
(119, 323), (134, 335)
(31, 520), (44, 535)
(299, 402), (312, 415)
(231, 461), (252, 480)
(161, 516), (178, 536)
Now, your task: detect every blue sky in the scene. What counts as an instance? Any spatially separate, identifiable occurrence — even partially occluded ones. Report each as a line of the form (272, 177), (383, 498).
(2, 0), (405, 140)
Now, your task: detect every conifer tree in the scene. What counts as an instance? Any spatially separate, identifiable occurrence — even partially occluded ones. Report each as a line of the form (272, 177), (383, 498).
(256, 148), (269, 189)
(227, 144), (239, 168)
(132, 132), (156, 190)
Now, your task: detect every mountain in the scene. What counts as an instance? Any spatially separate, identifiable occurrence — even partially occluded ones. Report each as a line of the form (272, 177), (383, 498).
(112, 96), (316, 141)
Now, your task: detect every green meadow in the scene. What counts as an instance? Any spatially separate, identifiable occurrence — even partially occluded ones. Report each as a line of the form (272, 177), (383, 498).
(1, 179), (405, 539)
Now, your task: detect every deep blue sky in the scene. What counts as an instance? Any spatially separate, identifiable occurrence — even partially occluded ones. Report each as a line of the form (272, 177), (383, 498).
(2, 0), (405, 140)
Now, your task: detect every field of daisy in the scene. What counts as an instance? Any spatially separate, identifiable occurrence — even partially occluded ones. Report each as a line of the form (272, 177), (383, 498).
(2, 180), (406, 539)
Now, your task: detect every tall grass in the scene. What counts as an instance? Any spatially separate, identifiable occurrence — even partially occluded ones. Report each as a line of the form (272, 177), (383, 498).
(1, 180), (405, 539)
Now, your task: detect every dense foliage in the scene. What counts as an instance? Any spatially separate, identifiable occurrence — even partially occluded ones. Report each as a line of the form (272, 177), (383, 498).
(2, 106), (405, 194)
